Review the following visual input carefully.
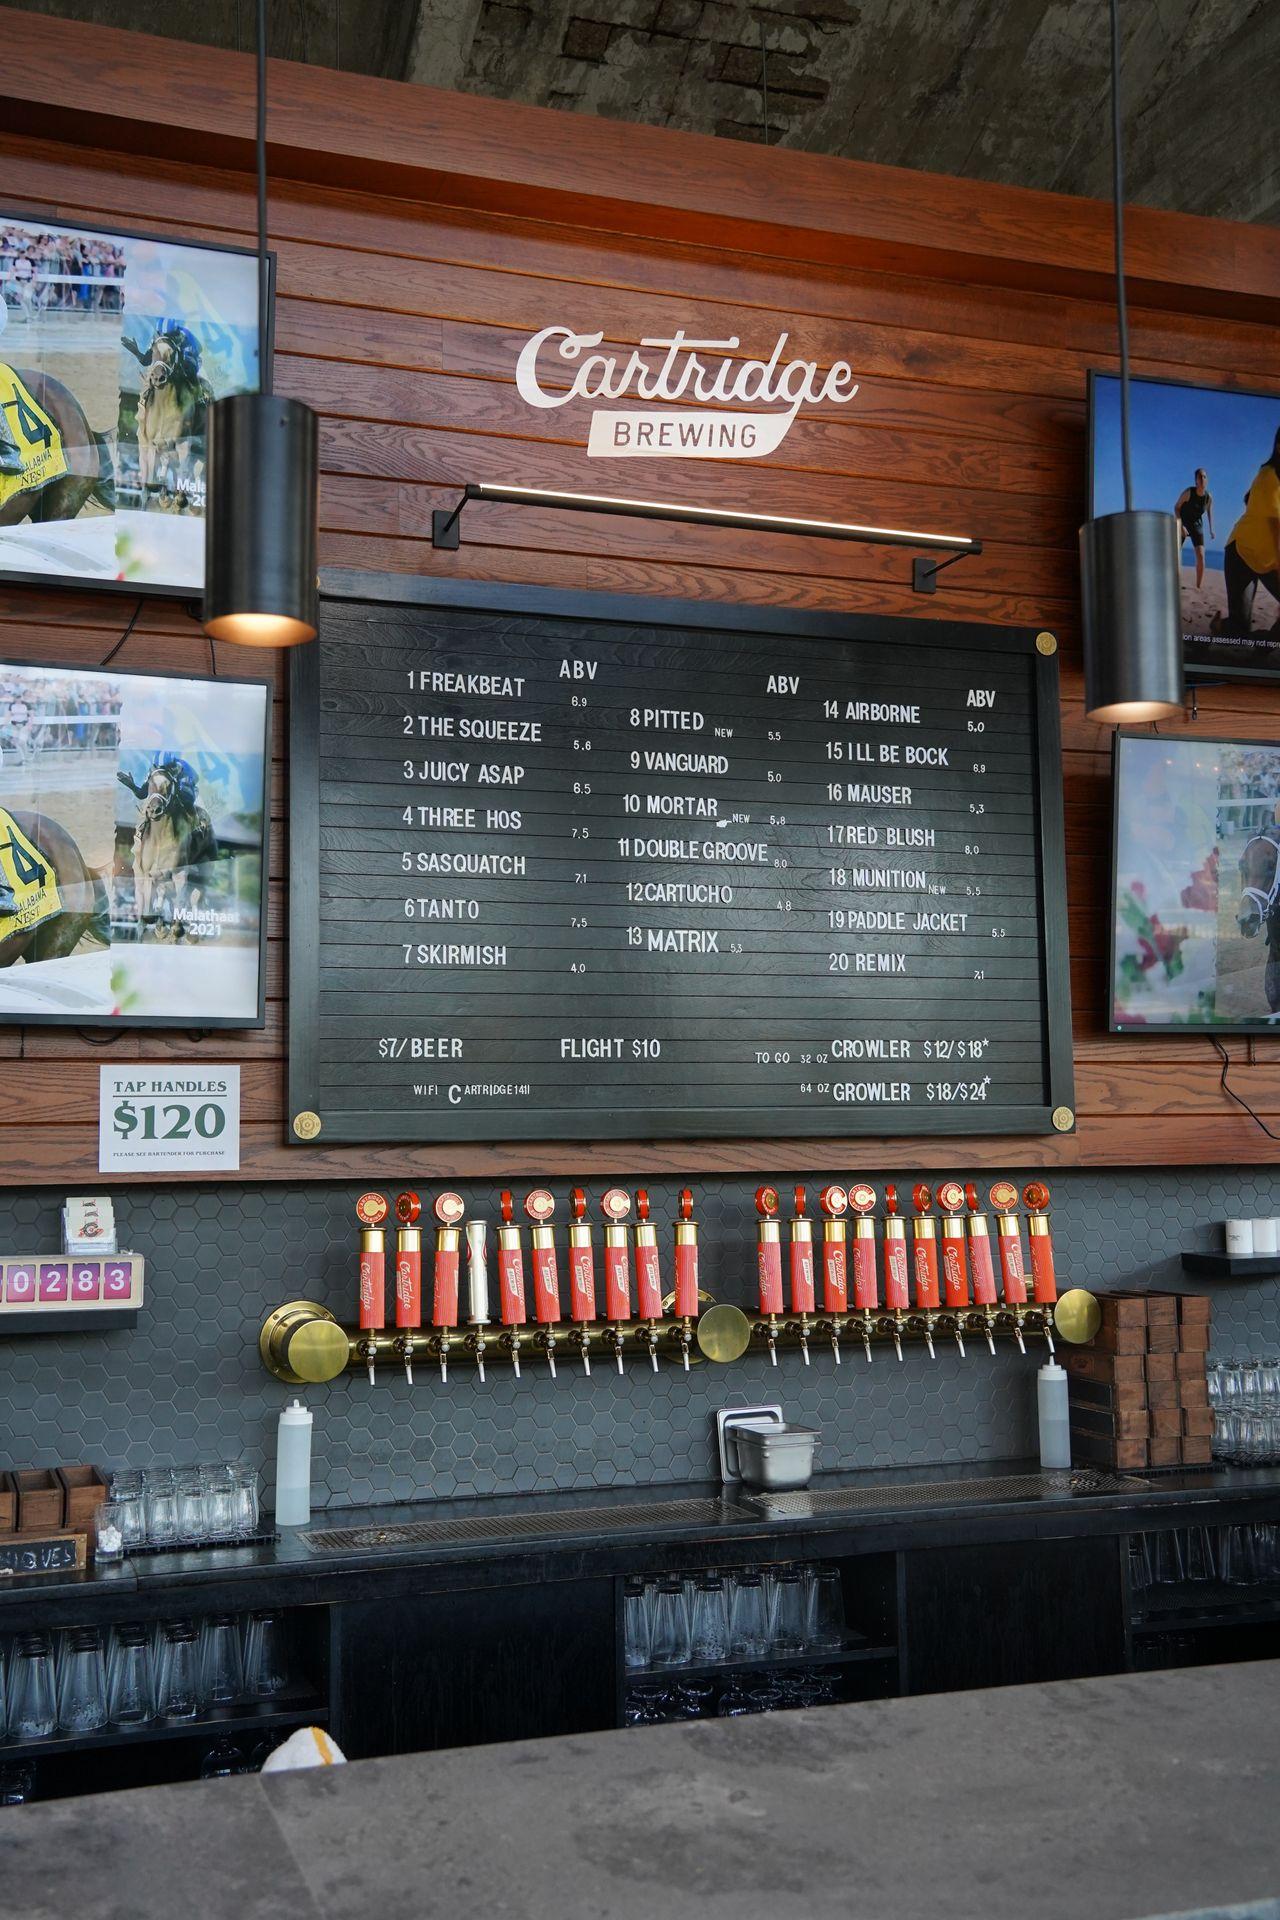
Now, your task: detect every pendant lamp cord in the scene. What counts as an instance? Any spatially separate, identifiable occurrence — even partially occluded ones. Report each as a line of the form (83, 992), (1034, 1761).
(1109, 0), (1132, 512)
(256, 0), (271, 397)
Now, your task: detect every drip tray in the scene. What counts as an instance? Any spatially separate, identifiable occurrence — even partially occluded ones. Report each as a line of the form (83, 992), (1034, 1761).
(302, 1496), (737, 1555)
(743, 1469), (1148, 1518)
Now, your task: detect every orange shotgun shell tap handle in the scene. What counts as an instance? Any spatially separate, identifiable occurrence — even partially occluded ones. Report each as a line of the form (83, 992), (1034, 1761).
(500, 1189), (515, 1225)
(1023, 1182), (1051, 1213)
(964, 1182), (982, 1213)
(433, 1191), (465, 1226)
(356, 1191), (389, 1227)
(571, 1187), (588, 1222)
(818, 1184), (847, 1218)
(524, 1188), (556, 1224)
(636, 1188), (651, 1223)
(679, 1187), (694, 1222)
(756, 1185), (780, 1219)
(793, 1185), (807, 1219)
(848, 1183), (877, 1215)
(912, 1183), (933, 1216)
(394, 1190), (421, 1226)
(884, 1184), (900, 1217)
(988, 1180), (1019, 1213)
(601, 1187), (631, 1221)
(936, 1180), (966, 1214)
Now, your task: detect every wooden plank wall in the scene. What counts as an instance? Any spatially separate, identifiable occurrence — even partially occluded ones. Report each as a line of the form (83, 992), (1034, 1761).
(1, 49), (1279, 1182)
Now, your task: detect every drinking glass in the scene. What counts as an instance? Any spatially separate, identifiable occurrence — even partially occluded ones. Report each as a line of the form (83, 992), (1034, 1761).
(689, 1574), (730, 1665)
(0, 1765), (35, 1804)
(769, 1567), (808, 1652)
(202, 1614), (246, 1706)
(623, 1578), (651, 1673)
(747, 1680), (786, 1714)
(1183, 1527), (1217, 1584)
(624, 1681), (669, 1726)
(673, 1679), (715, 1720)
(809, 1566), (846, 1650)
(244, 1611), (290, 1698)
(95, 1501), (126, 1563)
(8, 1634), (56, 1739)
(1127, 1534), (1153, 1594)
(57, 1628), (107, 1734)
(106, 1624), (153, 1728)
(201, 1467), (238, 1542)
(229, 1465), (260, 1538)
(144, 1468), (179, 1548)
(110, 1477), (147, 1551)
(174, 1468), (206, 1544)
(156, 1623), (202, 1719)
(728, 1571), (769, 1659)
(1219, 1524), (1259, 1586)
(716, 1679), (754, 1717)
(648, 1579), (692, 1670)
(1151, 1530), (1186, 1585)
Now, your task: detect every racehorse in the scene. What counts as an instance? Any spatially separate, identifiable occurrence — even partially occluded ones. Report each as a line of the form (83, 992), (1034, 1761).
(0, 368), (115, 529)
(1237, 826), (1280, 1012)
(133, 329), (213, 505)
(0, 810), (109, 968)
(126, 765), (219, 933)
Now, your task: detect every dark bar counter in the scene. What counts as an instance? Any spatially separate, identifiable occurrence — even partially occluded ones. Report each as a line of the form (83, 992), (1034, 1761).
(4, 1661), (1279, 1920)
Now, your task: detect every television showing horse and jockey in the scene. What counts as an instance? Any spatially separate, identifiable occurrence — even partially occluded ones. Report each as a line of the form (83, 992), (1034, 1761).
(1112, 734), (1280, 1031)
(0, 212), (262, 592)
(0, 660), (267, 1026)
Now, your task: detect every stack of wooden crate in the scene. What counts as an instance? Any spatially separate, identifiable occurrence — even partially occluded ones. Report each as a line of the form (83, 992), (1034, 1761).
(1064, 1291), (1213, 1470)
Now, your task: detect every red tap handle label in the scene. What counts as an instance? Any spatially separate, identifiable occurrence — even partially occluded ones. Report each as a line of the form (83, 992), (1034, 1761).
(822, 1238), (848, 1312)
(532, 1243), (561, 1323)
(604, 1242), (631, 1321)
(635, 1240), (663, 1320)
(913, 1235), (941, 1310)
(941, 1234), (970, 1309)
(569, 1243), (596, 1322)
(674, 1240), (699, 1318)
(997, 1225), (1028, 1305)
(359, 1248), (385, 1329)
(851, 1236), (878, 1311)
(1030, 1232), (1057, 1305)
(790, 1239), (816, 1315)
(969, 1234), (998, 1306)
(884, 1238), (910, 1311)
(499, 1245), (526, 1325)
(433, 1243), (460, 1327)
(757, 1236), (784, 1316)
(395, 1246), (421, 1328)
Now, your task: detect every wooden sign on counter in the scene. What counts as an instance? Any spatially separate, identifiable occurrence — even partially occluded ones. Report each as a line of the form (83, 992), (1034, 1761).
(289, 576), (1073, 1146)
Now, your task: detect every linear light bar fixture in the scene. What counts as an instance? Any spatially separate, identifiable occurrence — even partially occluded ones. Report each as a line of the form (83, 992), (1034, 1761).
(431, 483), (982, 593)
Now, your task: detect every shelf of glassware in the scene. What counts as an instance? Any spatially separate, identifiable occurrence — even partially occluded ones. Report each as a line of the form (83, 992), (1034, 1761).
(0, 1690), (328, 1763)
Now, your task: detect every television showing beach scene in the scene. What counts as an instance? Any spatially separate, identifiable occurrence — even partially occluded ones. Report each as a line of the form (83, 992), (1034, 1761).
(1090, 372), (1280, 679)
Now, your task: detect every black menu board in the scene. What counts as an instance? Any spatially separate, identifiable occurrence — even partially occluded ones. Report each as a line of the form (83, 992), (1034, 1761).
(289, 576), (1072, 1145)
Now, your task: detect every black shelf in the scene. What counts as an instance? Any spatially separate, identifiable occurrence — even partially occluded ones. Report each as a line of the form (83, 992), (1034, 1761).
(627, 1640), (897, 1685)
(1132, 1585), (1280, 1634)
(1180, 1252), (1280, 1280)
(0, 1692), (325, 1762)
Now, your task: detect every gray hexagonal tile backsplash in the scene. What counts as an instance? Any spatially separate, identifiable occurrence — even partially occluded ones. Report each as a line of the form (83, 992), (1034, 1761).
(0, 1169), (1276, 1510)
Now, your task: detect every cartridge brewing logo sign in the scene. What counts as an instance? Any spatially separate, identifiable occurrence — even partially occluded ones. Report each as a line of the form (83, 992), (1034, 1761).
(514, 327), (859, 459)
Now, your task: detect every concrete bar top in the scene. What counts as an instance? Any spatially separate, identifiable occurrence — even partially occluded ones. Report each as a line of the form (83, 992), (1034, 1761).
(3, 1661), (1278, 1920)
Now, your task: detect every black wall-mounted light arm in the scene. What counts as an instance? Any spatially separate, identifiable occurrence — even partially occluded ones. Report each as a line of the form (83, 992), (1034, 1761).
(432, 482), (981, 594)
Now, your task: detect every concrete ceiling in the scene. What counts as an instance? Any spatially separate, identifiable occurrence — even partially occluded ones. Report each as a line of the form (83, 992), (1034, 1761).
(7, 0), (1278, 223)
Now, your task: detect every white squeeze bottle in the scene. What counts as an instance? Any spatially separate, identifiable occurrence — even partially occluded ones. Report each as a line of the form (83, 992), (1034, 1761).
(1037, 1360), (1071, 1470)
(275, 1399), (313, 1526)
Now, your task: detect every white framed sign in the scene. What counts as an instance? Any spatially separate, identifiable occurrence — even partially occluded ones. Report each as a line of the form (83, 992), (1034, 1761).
(99, 1065), (240, 1172)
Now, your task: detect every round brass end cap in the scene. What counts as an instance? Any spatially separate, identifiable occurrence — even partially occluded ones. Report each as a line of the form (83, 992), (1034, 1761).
(1053, 1288), (1101, 1345)
(696, 1303), (753, 1364)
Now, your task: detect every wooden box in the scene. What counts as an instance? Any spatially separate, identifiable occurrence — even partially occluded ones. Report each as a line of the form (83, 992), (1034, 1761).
(1070, 1427), (1148, 1470)
(1089, 1322), (1147, 1355)
(1069, 1398), (1150, 1440)
(1148, 1435), (1182, 1468)
(1150, 1405), (1183, 1438)
(1182, 1404), (1215, 1438)
(1063, 1350), (1147, 1388)
(56, 1465), (108, 1530)
(1178, 1323), (1211, 1353)
(1145, 1321), (1180, 1353)
(13, 1468), (64, 1532)
(1145, 1352), (1177, 1383)
(1181, 1435), (1214, 1466)
(0, 1473), (15, 1533)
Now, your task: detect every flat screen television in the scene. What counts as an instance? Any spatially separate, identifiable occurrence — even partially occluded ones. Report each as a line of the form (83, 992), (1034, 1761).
(0, 659), (269, 1027)
(1111, 731), (1280, 1031)
(1088, 370), (1280, 679)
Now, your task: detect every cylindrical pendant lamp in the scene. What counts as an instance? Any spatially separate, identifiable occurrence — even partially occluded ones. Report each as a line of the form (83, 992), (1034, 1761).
(204, 393), (318, 647)
(1079, 509), (1183, 722)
